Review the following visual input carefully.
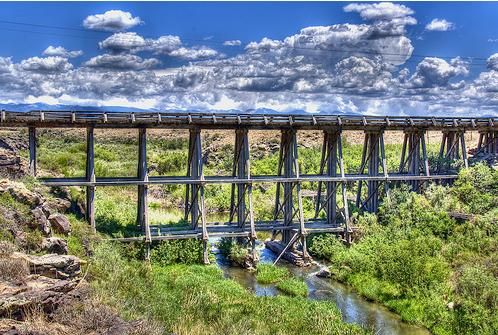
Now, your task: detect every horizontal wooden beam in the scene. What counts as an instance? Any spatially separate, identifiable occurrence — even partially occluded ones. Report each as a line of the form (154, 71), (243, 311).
(39, 173), (458, 187)
(0, 110), (496, 131)
(111, 221), (348, 242)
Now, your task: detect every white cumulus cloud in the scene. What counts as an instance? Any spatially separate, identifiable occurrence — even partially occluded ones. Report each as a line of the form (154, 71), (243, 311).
(84, 54), (160, 70)
(20, 56), (73, 73)
(223, 40), (242, 46)
(425, 18), (455, 31)
(43, 46), (83, 58)
(83, 10), (142, 32)
(344, 2), (414, 20)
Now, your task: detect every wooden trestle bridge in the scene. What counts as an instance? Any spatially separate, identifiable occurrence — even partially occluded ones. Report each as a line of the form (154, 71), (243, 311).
(1, 110), (497, 263)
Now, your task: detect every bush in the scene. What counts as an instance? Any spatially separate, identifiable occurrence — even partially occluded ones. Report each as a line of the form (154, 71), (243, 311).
(218, 237), (249, 265)
(452, 164), (498, 214)
(150, 239), (204, 266)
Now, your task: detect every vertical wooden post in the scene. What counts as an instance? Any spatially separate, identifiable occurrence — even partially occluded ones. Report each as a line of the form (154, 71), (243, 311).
(325, 129), (338, 225)
(293, 132), (309, 260)
(282, 129), (295, 244)
(86, 127), (96, 232)
(137, 128), (150, 242)
(314, 133), (328, 219)
(236, 129), (248, 227)
(186, 128), (209, 264)
(460, 131), (468, 168)
(337, 134), (351, 244)
(356, 130), (383, 213)
(28, 127), (36, 176)
(380, 134), (390, 199)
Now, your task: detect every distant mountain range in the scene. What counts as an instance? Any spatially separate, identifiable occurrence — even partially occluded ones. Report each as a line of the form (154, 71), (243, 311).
(0, 103), (154, 113)
(0, 102), (496, 117)
(0, 103), (352, 115)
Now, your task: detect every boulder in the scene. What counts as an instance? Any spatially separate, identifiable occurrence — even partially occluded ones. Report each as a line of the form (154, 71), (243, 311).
(0, 274), (79, 319)
(41, 237), (68, 255)
(48, 214), (71, 235)
(31, 207), (51, 236)
(42, 198), (71, 216)
(11, 253), (82, 279)
(316, 266), (332, 278)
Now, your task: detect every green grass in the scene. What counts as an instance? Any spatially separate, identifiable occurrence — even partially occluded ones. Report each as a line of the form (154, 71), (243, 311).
(276, 278), (308, 297)
(256, 263), (290, 284)
(89, 242), (370, 335)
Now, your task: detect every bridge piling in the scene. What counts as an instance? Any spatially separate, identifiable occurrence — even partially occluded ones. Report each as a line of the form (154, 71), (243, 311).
(184, 128), (209, 263)
(229, 128), (256, 254)
(356, 130), (386, 213)
(399, 129), (428, 191)
(477, 129), (498, 155)
(137, 128), (151, 244)
(28, 127), (36, 177)
(86, 127), (96, 232)
(438, 130), (468, 172)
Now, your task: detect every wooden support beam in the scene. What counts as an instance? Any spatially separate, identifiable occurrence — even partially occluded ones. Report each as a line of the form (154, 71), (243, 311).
(356, 131), (384, 213)
(86, 127), (96, 231)
(325, 130), (338, 224)
(137, 128), (150, 242)
(28, 127), (36, 176)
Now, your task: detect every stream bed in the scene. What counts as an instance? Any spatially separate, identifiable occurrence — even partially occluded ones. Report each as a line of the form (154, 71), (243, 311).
(214, 241), (431, 335)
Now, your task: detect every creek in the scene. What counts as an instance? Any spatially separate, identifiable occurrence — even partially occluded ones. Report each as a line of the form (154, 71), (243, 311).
(213, 240), (431, 335)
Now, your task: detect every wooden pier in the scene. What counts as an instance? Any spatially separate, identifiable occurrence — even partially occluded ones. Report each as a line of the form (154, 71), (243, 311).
(1, 110), (497, 264)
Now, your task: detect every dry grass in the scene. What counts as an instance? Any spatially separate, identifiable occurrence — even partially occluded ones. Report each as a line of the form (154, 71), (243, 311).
(54, 297), (164, 335)
(0, 241), (29, 283)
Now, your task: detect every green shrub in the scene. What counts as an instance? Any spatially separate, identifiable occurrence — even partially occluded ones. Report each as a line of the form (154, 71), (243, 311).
(452, 164), (498, 214)
(218, 237), (249, 265)
(150, 239), (204, 265)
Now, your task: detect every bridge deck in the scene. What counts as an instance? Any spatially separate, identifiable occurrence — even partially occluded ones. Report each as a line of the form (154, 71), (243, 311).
(1, 110), (496, 130)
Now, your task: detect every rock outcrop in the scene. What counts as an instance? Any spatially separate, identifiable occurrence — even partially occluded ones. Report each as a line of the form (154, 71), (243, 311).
(0, 250), (84, 320)
(48, 214), (71, 235)
(11, 253), (82, 279)
(41, 237), (68, 255)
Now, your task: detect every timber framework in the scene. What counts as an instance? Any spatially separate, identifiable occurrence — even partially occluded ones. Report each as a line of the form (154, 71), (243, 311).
(2, 110), (497, 264)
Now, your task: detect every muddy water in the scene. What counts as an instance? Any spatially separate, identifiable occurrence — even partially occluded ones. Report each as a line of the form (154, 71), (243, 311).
(214, 242), (431, 335)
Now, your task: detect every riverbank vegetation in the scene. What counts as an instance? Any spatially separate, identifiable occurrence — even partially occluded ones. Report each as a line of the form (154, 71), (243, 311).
(309, 164), (498, 335)
(89, 241), (368, 335)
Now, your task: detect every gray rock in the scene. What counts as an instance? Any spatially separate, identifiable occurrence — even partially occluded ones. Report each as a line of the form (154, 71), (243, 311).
(316, 266), (332, 278)
(48, 214), (71, 235)
(0, 274), (79, 319)
(41, 237), (68, 255)
(42, 198), (71, 216)
(12, 253), (82, 279)
(31, 207), (51, 236)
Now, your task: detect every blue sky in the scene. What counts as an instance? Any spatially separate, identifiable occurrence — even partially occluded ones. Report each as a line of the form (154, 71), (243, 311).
(0, 1), (497, 116)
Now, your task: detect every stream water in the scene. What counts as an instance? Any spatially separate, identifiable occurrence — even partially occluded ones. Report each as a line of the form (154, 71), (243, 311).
(213, 240), (431, 335)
